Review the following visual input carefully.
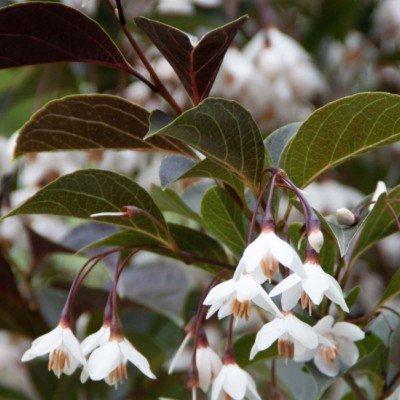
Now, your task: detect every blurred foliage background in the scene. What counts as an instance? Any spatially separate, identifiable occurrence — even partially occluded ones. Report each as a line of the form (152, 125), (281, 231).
(1, 0), (400, 399)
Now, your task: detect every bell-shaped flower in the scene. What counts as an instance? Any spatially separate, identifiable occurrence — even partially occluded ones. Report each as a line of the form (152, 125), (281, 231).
(296, 316), (365, 377)
(250, 312), (325, 361)
(196, 343), (222, 392)
(87, 335), (156, 387)
(81, 324), (111, 356)
(203, 273), (282, 321)
(21, 323), (86, 378)
(236, 229), (306, 281)
(211, 362), (261, 400)
(269, 261), (349, 314)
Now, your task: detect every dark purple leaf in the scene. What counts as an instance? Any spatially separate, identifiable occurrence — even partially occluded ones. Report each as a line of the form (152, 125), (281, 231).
(135, 16), (248, 104)
(0, 2), (134, 73)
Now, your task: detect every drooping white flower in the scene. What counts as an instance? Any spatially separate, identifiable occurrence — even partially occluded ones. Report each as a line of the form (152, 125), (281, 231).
(196, 343), (222, 392)
(211, 362), (261, 400)
(21, 323), (86, 378)
(87, 335), (156, 386)
(203, 273), (282, 321)
(250, 312), (325, 361)
(236, 229), (306, 281)
(369, 181), (387, 210)
(269, 261), (349, 314)
(168, 332), (192, 374)
(295, 316), (365, 377)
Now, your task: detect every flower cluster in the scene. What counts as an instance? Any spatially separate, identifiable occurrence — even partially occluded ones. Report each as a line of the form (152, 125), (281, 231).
(167, 170), (367, 400)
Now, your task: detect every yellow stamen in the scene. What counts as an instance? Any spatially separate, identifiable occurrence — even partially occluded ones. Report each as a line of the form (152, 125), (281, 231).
(231, 299), (251, 320)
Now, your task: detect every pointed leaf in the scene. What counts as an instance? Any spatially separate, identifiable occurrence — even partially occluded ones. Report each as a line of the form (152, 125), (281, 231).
(201, 186), (248, 255)
(146, 98), (264, 191)
(15, 94), (192, 157)
(135, 16), (247, 103)
(283, 93), (400, 187)
(0, 2), (134, 73)
(3, 169), (172, 247)
(378, 268), (400, 307)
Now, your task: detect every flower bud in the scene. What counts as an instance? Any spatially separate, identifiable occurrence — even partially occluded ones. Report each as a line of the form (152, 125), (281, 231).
(308, 229), (324, 253)
(336, 208), (356, 226)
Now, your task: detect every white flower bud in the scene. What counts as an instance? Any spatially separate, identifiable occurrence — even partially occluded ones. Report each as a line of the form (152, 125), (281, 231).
(308, 229), (324, 253)
(336, 208), (356, 226)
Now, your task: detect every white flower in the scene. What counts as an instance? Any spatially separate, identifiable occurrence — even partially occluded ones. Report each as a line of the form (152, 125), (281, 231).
(21, 323), (86, 378)
(168, 332), (192, 374)
(196, 345), (222, 392)
(250, 313), (323, 361)
(269, 262), (349, 313)
(236, 230), (306, 281)
(211, 362), (261, 400)
(87, 335), (156, 386)
(296, 316), (365, 377)
(203, 273), (282, 321)
(369, 181), (387, 210)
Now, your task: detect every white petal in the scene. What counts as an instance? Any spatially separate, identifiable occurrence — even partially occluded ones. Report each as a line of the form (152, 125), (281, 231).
(267, 232), (306, 277)
(223, 364), (248, 400)
(313, 316), (334, 335)
(203, 280), (235, 305)
(325, 279), (349, 312)
(120, 339), (156, 379)
(22, 326), (63, 360)
(63, 354), (79, 375)
(285, 315), (318, 349)
(169, 333), (191, 374)
(235, 275), (261, 302)
(252, 318), (285, 356)
(241, 233), (270, 272)
(88, 341), (121, 380)
(337, 338), (359, 366)
(245, 372), (262, 400)
(206, 300), (223, 319)
(281, 283), (302, 311)
(196, 348), (212, 392)
(211, 367), (227, 400)
(314, 352), (340, 377)
(332, 322), (364, 341)
(253, 290), (282, 317)
(233, 259), (246, 281)
(269, 274), (302, 297)
(81, 326), (110, 356)
(302, 265), (330, 305)
(209, 349), (222, 376)
(217, 296), (234, 319)
(294, 345), (316, 362)
(80, 367), (89, 383)
(63, 328), (86, 365)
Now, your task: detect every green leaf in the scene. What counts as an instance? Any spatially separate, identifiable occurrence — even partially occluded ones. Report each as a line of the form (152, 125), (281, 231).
(345, 286), (361, 309)
(84, 223), (229, 274)
(201, 186), (248, 255)
(134, 16), (247, 104)
(234, 333), (278, 367)
(353, 184), (400, 260)
(150, 184), (203, 225)
(146, 98), (264, 191)
(283, 93), (400, 187)
(15, 94), (192, 157)
(0, 385), (30, 400)
(264, 122), (301, 166)
(3, 169), (172, 247)
(378, 268), (400, 307)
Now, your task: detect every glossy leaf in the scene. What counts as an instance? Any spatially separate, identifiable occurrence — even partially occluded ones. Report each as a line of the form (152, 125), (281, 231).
(135, 16), (247, 103)
(84, 223), (229, 274)
(15, 95), (192, 157)
(201, 186), (248, 255)
(146, 98), (265, 191)
(0, 2), (133, 73)
(159, 155), (244, 194)
(3, 169), (172, 247)
(283, 93), (400, 187)
(150, 184), (203, 225)
(378, 268), (400, 306)
(353, 184), (400, 260)
(265, 122), (301, 166)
